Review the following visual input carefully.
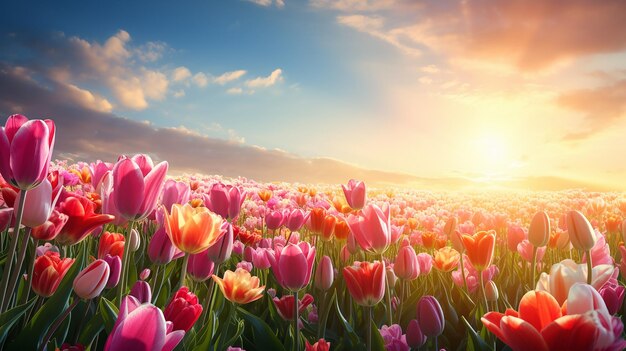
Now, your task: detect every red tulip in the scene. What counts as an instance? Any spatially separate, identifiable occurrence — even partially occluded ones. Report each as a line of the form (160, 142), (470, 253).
(343, 260), (386, 307)
(31, 210), (68, 241)
(305, 339), (331, 351)
(0, 114), (55, 190)
(272, 293), (314, 321)
(307, 207), (326, 234)
(56, 195), (115, 245)
(112, 154), (168, 221)
(163, 286), (203, 332)
(98, 232), (125, 259)
(32, 251), (75, 297)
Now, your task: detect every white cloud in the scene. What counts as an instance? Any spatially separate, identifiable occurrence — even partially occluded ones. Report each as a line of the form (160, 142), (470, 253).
(173, 89), (186, 98)
(310, 0), (395, 11)
(418, 77), (432, 85)
(214, 70), (247, 85)
(64, 83), (114, 112)
(245, 69), (283, 88)
(135, 41), (168, 62)
(227, 87), (243, 95)
(192, 72), (209, 87)
(337, 15), (421, 57)
(172, 66), (192, 82)
(421, 65), (439, 74)
(247, 0), (284, 8)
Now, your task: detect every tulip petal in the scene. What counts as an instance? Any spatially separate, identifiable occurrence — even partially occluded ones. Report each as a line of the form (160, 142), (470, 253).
(518, 290), (562, 332)
(113, 158), (144, 219)
(541, 314), (597, 351)
(139, 161), (168, 218)
(500, 316), (549, 351)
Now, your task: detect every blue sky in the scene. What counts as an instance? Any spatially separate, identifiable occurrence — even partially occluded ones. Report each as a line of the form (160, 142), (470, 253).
(2, 1), (626, 189)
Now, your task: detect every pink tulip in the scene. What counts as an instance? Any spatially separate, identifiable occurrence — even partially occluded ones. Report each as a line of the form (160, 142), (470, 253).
(416, 253), (433, 276)
(100, 171), (127, 226)
(130, 280), (152, 303)
(187, 250), (215, 282)
(270, 242), (316, 291)
(341, 179), (366, 210)
(73, 259), (110, 299)
(252, 247), (272, 269)
(205, 183), (246, 221)
(314, 255), (334, 291)
(517, 240), (546, 263)
(103, 254), (122, 289)
(148, 226), (184, 265)
(417, 295), (444, 337)
(528, 211), (550, 248)
(599, 280), (625, 315)
(347, 204), (391, 255)
(507, 224), (526, 252)
(406, 319), (426, 348)
(0, 207), (14, 232)
(265, 210), (286, 230)
(285, 209), (310, 232)
(566, 210), (597, 251)
(89, 160), (113, 191)
(0, 114), (55, 190)
(394, 245), (419, 281)
(161, 179), (191, 212)
(206, 222), (233, 264)
(104, 296), (185, 351)
(112, 155), (168, 220)
(16, 177), (62, 228)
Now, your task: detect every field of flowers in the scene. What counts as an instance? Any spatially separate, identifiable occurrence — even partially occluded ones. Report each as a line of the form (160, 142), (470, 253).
(1, 114), (626, 351)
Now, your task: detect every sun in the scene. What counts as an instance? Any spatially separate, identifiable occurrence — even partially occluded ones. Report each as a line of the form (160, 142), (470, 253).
(471, 135), (511, 178)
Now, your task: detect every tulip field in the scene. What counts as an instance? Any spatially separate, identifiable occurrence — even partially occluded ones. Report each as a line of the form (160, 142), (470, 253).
(2, 114), (626, 351)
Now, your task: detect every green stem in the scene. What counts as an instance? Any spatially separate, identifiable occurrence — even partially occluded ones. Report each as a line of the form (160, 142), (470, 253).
(317, 291), (326, 339)
(366, 306), (372, 351)
(459, 252), (469, 294)
(293, 290), (300, 351)
(586, 250), (593, 285)
(479, 269), (489, 313)
(381, 254), (393, 324)
(39, 297), (80, 351)
(117, 221), (134, 305)
(3, 227), (32, 312)
(178, 253), (190, 290)
(0, 190), (27, 313)
(531, 246), (538, 286)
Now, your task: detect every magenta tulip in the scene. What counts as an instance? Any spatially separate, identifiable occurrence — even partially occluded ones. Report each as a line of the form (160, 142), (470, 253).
(206, 222), (233, 264)
(0, 114), (55, 190)
(205, 183), (246, 221)
(341, 179), (366, 210)
(100, 171), (127, 226)
(417, 295), (444, 337)
(89, 160), (113, 191)
(130, 280), (152, 303)
(161, 179), (191, 212)
(187, 249), (215, 282)
(270, 242), (316, 291)
(103, 254), (122, 289)
(112, 155), (168, 221)
(0, 207), (13, 232)
(265, 210), (286, 230)
(73, 259), (110, 299)
(104, 296), (185, 351)
(148, 226), (184, 265)
(347, 204), (391, 255)
(406, 319), (427, 348)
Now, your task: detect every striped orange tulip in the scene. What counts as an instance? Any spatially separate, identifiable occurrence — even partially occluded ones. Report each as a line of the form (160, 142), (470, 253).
(163, 203), (224, 255)
(212, 268), (265, 304)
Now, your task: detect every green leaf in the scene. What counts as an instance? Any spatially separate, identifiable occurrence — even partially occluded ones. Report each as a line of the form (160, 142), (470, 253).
(77, 312), (104, 348)
(99, 297), (119, 333)
(8, 248), (85, 350)
(333, 291), (360, 346)
(370, 318), (387, 351)
(0, 297), (36, 344)
(238, 307), (285, 351)
(461, 316), (492, 351)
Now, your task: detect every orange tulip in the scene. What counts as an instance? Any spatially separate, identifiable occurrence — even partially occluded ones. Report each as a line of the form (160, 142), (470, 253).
(320, 214), (337, 241)
(421, 232), (436, 249)
(461, 230), (496, 271)
(343, 261), (386, 307)
(258, 189), (273, 202)
(334, 218), (350, 241)
(212, 268), (265, 304)
(433, 247), (460, 272)
(163, 203), (224, 255)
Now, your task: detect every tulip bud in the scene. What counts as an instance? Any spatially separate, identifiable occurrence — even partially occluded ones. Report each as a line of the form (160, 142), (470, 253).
(129, 228), (140, 252)
(394, 245), (419, 280)
(73, 259), (110, 299)
(566, 210), (597, 251)
(386, 265), (397, 288)
(417, 295), (444, 337)
(0, 207), (14, 232)
(187, 250), (215, 282)
(103, 254), (121, 289)
(164, 287), (203, 332)
(129, 280), (152, 303)
(148, 226), (184, 265)
(140, 268), (151, 281)
(314, 255), (334, 291)
(206, 222), (233, 264)
(485, 280), (499, 302)
(443, 217), (458, 237)
(406, 319), (427, 348)
(528, 211), (550, 248)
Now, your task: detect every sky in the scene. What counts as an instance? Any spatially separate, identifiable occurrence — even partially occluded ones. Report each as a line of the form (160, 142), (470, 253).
(1, 0), (626, 190)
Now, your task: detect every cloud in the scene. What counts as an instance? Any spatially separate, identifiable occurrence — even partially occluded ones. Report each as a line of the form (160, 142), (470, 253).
(245, 68), (283, 88)
(557, 78), (626, 141)
(330, 0), (626, 71)
(246, 0), (285, 8)
(172, 66), (192, 82)
(173, 89), (185, 98)
(192, 72), (209, 87)
(336, 15), (421, 57)
(310, 0), (396, 11)
(214, 70), (247, 85)
(226, 87), (243, 95)
(0, 63), (422, 186)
